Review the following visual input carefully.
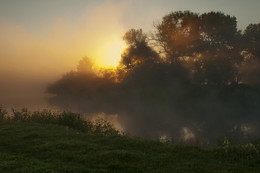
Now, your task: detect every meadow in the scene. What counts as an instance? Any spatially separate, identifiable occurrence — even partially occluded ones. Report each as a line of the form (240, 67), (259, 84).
(0, 107), (260, 173)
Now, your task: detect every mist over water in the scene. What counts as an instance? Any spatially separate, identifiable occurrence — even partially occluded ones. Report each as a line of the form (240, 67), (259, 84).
(45, 11), (260, 144)
(45, 59), (260, 144)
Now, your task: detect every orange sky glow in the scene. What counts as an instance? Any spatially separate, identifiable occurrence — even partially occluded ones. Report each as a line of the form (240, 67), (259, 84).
(1, 0), (260, 108)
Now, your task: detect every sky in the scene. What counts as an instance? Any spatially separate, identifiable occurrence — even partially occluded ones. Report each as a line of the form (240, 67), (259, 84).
(0, 0), (260, 108)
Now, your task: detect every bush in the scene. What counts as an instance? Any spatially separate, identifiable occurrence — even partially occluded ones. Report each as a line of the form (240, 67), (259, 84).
(92, 117), (119, 135)
(0, 106), (7, 121)
(218, 137), (260, 160)
(56, 111), (92, 132)
(0, 107), (119, 136)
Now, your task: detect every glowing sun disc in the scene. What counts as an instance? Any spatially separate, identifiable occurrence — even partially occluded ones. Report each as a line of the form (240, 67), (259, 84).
(95, 37), (126, 68)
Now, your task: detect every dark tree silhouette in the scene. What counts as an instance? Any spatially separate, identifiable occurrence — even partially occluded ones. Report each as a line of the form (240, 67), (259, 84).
(47, 57), (119, 114)
(154, 11), (243, 85)
(200, 12), (238, 46)
(120, 29), (159, 70)
(154, 11), (201, 62)
(77, 57), (94, 74)
(244, 23), (260, 58)
(120, 28), (191, 87)
(240, 23), (260, 85)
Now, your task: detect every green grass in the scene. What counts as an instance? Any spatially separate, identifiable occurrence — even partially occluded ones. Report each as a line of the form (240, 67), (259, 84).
(0, 107), (260, 172)
(0, 122), (260, 173)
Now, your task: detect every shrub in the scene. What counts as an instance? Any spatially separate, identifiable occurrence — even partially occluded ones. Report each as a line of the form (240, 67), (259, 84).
(11, 108), (30, 122)
(1, 107), (119, 136)
(92, 117), (119, 135)
(218, 137), (260, 160)
(56, 111), (93, 132)
(0, 106), (7, 121)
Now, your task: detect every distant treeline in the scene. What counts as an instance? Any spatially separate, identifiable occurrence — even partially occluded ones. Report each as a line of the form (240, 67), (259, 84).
(47, 11), (260, 144)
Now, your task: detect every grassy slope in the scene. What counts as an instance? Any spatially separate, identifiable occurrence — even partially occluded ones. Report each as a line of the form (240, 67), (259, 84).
(0, 122), (260, 173)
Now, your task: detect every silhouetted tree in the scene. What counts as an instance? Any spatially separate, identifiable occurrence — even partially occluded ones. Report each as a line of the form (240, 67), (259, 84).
(77, 57), (94, 74)
(154, 11), (243, 85)
(47, 57), (119, 113)
(240, 23), (260, 85)
(120, 29), (159, 70)
(200, 12), (239, 47)
(244, 23), (260, 58)
(154, 11), (201, 62)
(120, 28), (191, 87)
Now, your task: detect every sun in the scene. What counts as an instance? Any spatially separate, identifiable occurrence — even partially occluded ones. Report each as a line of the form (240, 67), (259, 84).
(95, 37), (126, 68)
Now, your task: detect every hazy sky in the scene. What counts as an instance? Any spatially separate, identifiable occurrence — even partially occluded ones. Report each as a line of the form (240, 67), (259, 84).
(1, 0), (260, 31)
(0, 0), (260, 108)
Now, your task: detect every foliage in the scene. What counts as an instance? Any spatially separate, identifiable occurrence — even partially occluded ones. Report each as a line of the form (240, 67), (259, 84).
(244, 23), (260, 58)
(154, 11), (201, 60)
(77, 56), (94, 74)
(154, 11), (243, 84)
(218, 137), (260, 160)
(120, 29), (159, 71)
(0, 105), (7, 121)
(0, 107), (118, 136)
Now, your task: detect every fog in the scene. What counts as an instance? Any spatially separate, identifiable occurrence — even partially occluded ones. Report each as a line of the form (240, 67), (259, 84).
(1, 7), (260, 145)
(0, 2), (126, 109)
(44, 11), (260, 144)
(45, 56), (260, 144)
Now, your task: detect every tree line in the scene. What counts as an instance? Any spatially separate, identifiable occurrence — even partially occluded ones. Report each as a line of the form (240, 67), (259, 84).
(47, 11), (260, 144)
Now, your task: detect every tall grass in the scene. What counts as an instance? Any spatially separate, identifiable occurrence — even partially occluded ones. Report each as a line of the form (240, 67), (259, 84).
(0, 106), (118, 135)
(1, 105), (260, 159)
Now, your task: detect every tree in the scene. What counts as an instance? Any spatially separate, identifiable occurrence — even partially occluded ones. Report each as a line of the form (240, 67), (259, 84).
(154, 11), (243, 85)
(120, 28), (191, 87)
(120, 29), (159, 70)
(154, 11), (201, 63)
(192, 50), (238, 85)
(240, 23), (260, 85)
(244, 23), (260, 58)
(200, 12), (238, 47)
(77, 57), (94, 74)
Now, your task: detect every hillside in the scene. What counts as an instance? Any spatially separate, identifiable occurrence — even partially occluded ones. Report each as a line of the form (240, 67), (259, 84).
(1, 121), (260, 173)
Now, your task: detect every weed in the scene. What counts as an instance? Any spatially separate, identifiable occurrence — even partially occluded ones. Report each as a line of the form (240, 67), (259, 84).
(0, 106), (119, 136)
